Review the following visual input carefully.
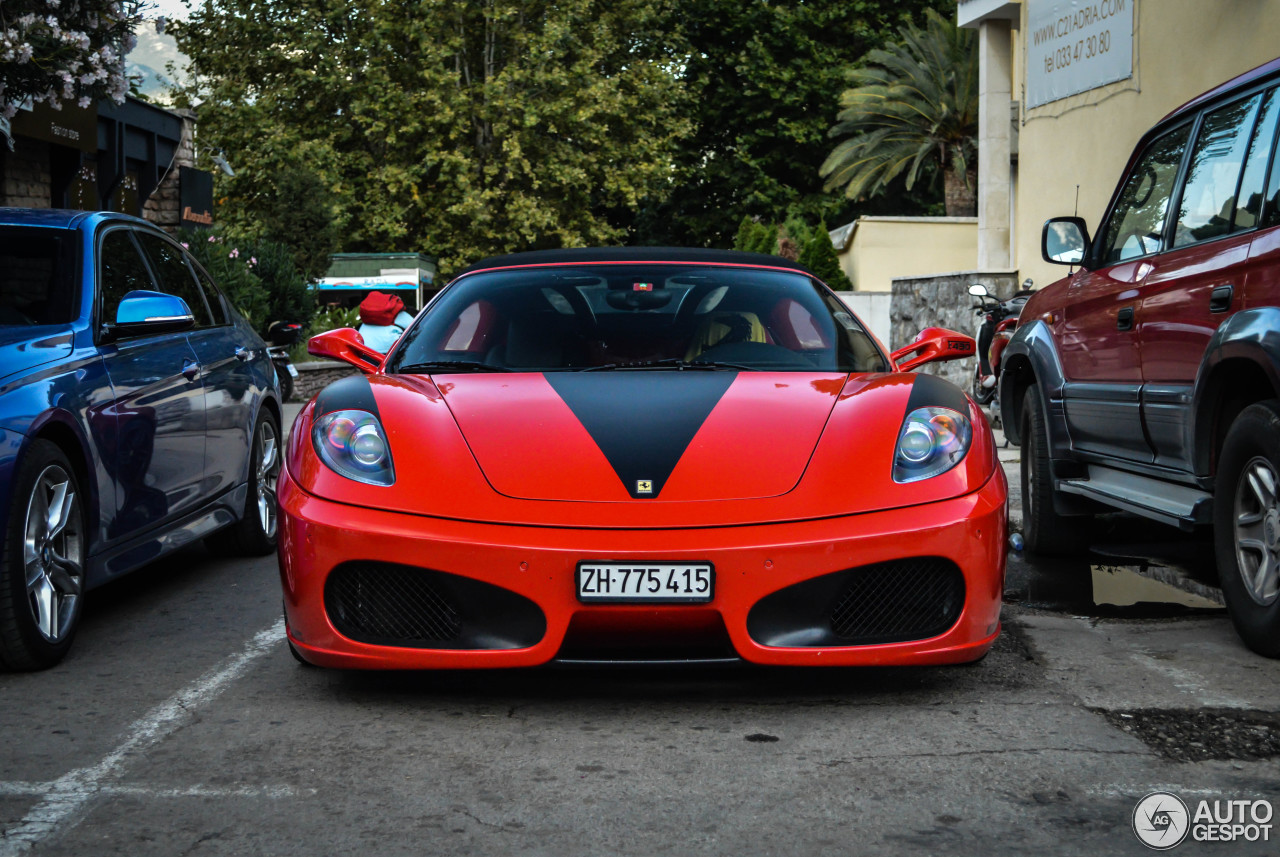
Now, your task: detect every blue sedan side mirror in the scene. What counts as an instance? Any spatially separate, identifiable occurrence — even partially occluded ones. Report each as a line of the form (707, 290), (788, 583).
(107, 290), (195, 339)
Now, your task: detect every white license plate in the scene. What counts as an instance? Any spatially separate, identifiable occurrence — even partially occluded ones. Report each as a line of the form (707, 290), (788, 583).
(577, 562), (714, 603)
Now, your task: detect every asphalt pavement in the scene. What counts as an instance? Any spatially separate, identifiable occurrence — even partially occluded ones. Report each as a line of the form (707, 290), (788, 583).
(0, 401), (1277, 856)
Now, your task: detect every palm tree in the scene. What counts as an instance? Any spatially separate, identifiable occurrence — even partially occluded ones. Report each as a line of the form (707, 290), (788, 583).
(820, 9), (979, 216)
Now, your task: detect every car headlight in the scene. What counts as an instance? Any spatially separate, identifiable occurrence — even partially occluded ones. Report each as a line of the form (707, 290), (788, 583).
(892, 406), (972, 483)
(312, 409), (395, 486)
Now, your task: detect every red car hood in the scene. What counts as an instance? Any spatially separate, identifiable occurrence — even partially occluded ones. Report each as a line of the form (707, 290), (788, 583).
(435, 371), (846, 502)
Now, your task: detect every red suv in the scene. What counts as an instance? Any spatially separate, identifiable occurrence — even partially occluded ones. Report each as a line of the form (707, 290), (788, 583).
(1000, 57), (1280, 657)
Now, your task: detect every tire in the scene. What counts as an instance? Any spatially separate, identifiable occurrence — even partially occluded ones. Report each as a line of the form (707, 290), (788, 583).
(276, 363), (294, 404)
(971, 367), (995, 406)
(1214, 400), (1280, 658)
(0, 440), (87, 670)
(207, 410), (281, 557)
(1020, 383), (1090, 555)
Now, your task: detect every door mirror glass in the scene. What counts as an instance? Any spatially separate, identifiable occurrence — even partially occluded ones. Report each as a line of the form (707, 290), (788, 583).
(110, 290), (195, 337)
(1043, 217), (1090, 265)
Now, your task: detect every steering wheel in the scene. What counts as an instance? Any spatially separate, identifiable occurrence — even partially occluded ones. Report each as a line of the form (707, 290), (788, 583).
(1132, 165), (1158, 207)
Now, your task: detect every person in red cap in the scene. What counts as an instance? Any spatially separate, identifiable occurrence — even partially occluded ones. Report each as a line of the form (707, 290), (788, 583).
(357, 291), (415, 353)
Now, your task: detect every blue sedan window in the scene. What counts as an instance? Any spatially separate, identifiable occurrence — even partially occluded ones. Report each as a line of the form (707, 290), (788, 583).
(0, 227), (76, 326)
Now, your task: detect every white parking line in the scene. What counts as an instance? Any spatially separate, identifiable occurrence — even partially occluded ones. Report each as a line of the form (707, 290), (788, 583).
(0, 621), (283, 855)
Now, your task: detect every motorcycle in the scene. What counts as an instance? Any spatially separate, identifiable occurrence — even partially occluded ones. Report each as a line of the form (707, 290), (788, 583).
(266, 320), (303, 403)
(967, 282), (1032, 420)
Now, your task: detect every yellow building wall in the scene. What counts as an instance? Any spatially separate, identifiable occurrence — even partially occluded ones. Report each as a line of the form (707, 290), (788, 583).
(837, 217), (979, 292)
(1015, 0), (1280, 290)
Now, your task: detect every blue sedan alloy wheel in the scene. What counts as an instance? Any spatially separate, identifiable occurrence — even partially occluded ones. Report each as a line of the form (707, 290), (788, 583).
(208, 411), (281, 557)
(0, 441), (86, 670)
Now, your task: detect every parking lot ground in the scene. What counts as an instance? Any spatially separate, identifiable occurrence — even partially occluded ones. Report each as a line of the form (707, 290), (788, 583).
(1, 401), (1278, 856)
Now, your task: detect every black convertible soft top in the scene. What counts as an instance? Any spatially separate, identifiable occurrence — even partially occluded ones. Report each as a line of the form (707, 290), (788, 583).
(455, 247), (814, 278)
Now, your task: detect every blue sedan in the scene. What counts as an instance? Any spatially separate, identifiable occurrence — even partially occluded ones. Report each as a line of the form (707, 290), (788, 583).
(0, 209), (282, 669)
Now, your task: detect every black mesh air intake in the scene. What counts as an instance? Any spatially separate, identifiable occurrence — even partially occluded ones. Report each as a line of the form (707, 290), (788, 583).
(746, 558), (966, 648)
(827, 558), (965, 643)
(325, 562), (546, 650)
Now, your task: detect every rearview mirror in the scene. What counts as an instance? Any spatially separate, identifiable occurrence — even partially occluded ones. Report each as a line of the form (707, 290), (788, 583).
(1043, 216), (1090, 265)
(967, 283), (989, 298)
(890, 327), (977, 373)
(308, 328), (384, 373)
(105, 290), (195, 340)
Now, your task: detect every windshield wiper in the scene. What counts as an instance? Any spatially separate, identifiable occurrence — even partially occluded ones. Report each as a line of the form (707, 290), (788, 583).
(581, 358), (754, 372)
(396, 361), (511, 374)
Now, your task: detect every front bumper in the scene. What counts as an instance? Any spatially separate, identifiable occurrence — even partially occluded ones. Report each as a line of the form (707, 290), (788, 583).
(278, 467), (1007, 669)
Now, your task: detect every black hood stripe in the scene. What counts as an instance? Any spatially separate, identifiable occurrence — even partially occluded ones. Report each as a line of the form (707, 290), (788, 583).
(314, 374), (380, 420)
(904, 371), (970, 415)
(544, 372), (737, 498)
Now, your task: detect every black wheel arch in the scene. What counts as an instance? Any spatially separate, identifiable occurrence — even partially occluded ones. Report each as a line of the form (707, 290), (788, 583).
(999, 319), (1067, 449)
(1191, 308), (1280, 479)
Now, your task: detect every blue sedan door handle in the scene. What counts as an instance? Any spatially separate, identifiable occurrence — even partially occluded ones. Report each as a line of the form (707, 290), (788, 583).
(235, 346), (254, 361)
(182, 359), (201, 381)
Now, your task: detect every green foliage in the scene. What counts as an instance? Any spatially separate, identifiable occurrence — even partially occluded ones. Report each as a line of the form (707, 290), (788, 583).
(173, 0), (691, 275)
(310, 304), (361, 334)
(797, 222), (853, 291)
(733, 217), (776, 256)
(634, 0), (955, 247)
(732, 214), (853, 290)
(821, 8), (978, 216)
(179, 229), (315, 332)
(237, 166), (341, 283)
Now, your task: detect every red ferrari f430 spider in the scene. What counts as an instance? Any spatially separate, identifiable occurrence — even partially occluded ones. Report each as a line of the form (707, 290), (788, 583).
(278, 249), (1006, 669)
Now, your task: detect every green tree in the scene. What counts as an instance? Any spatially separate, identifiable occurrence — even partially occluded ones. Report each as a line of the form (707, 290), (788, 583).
(174, 0), (690, 274)
(632, 0), (954, 248)
(797, 221), (852, 290)
(734, 213), (853, 290)
(179, 229), (315, 332)
(821, 8), (978, 217)
(239, 166), (341, 283)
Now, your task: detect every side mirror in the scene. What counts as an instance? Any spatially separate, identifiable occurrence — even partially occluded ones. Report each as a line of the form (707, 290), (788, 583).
(105, 290), (195, 340)
(890, 327), (977, 373)
(967, 283), (989, 298)
(308, 328), (384, 373)
(1043, 216), (1090, 265)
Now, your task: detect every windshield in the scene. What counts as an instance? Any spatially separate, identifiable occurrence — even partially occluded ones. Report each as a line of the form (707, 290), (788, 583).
(387, 264), (887, 373)
(0, 227), (77, 327)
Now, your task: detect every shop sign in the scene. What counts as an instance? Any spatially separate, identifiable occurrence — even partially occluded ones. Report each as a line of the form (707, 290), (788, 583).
(1026, 0), (1134, 109)
(10, 99), (97, 152)
(179, 167), (214, 228)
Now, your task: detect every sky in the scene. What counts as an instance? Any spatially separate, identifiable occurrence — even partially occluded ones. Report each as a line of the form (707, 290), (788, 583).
(149, 0), (201, 20)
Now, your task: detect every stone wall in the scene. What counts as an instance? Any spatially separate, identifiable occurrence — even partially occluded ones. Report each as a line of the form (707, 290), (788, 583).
(142, 113), (196, 233)
(294, 360), (362, 401)
(889, 269), (1020, 390)
(0, 138), (51, 208)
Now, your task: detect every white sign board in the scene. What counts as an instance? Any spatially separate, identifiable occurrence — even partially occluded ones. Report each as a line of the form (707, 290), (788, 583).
(1026, 0), (1133, 109)
(315, 274), (421, 291)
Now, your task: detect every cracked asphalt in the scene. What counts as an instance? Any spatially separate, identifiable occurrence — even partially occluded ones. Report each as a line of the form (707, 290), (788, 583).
(1, 407), (1278, 856)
